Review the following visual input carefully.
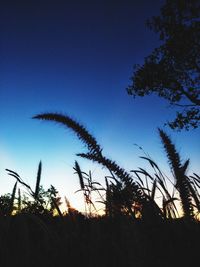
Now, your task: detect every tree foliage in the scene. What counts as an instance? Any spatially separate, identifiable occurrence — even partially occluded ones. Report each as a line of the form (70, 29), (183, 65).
(127, 0), (200, 130)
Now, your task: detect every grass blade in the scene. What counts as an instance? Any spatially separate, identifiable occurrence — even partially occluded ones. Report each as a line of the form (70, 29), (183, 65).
(35, 161), (42, 200)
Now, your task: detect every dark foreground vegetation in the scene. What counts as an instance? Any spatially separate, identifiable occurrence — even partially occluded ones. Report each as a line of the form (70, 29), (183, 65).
(0, 214), (199, 267)
(0, 113), (199, 267)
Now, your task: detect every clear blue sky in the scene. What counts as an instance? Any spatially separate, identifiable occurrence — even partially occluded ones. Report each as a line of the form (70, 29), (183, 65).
(0, 0), (199, 212)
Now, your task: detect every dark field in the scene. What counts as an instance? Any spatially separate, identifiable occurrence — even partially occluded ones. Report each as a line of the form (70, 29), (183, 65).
(0, 214), (199, 267)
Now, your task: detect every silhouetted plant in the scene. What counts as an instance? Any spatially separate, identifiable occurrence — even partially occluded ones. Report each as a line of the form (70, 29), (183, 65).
(34, 160), (42, 200)
(158, 128), (195, 220)
(5, 163), (62, 216)
(189, 173), (200, 217)
(0, 182), (18, 216)
(33, 112), (164, 220)
(131, 155), (180, 219)
(74, 161), (105, 216)
(0, 194), (12, 216)
(17, 188), (21, 213)
(8, 181), (17, 215)
(33, 113), (102, 154)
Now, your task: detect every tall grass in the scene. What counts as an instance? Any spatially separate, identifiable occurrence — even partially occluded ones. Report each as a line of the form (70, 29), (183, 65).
(0, 113), (199, 221)
(32, 112), (199, 221)
(158, 128), (195, 220)
(33, 112), (166, 220)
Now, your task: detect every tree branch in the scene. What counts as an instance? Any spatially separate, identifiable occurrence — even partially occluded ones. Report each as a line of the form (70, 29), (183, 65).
(180, 88), (200, 106)
(173, 103), (197, 107)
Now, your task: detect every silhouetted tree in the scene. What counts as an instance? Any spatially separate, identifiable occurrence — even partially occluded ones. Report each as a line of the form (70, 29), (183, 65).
(127, 0), (200, 130)
(0, 194), (12, 216)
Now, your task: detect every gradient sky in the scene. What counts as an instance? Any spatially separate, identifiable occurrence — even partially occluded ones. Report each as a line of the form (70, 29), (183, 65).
(0, 0), (199, 212)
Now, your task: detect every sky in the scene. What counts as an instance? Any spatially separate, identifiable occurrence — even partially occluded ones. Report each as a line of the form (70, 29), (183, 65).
(0, 0), (199, 213)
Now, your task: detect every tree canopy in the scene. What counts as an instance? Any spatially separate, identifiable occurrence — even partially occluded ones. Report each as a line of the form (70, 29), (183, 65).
(127, 0), (200, 130)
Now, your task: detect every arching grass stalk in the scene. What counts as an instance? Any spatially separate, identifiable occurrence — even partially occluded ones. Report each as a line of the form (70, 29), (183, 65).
(158, 128), (195, 220)
(33, 112), (163, 220)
